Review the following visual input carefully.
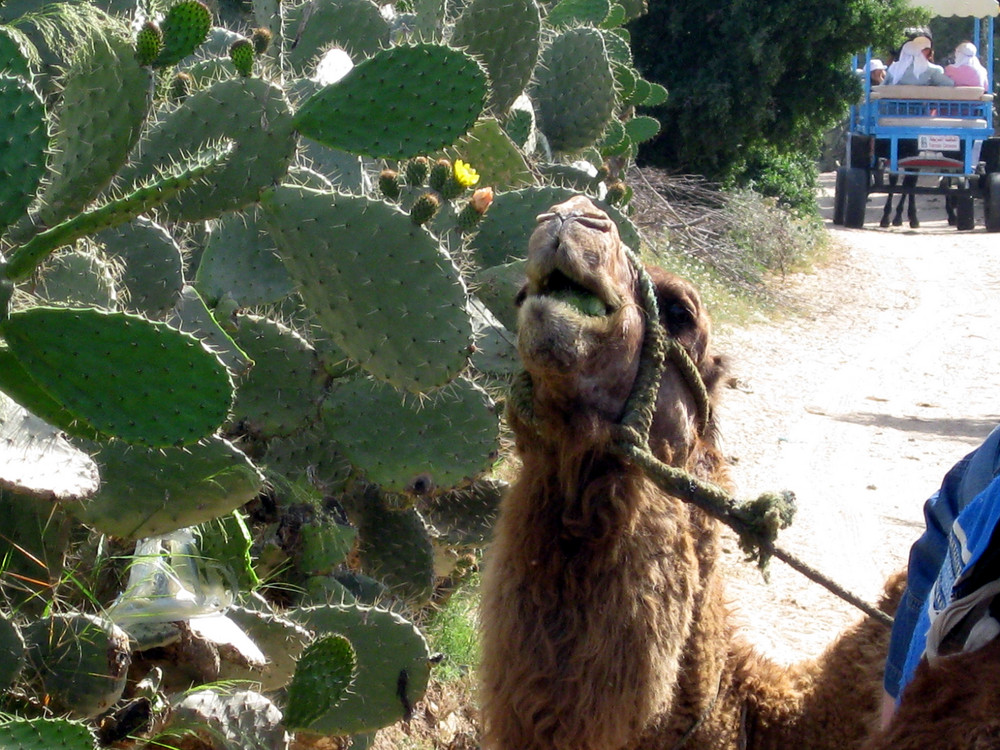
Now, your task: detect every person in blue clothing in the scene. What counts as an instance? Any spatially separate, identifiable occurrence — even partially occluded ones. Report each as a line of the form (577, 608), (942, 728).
(879, 425), (1000, 729)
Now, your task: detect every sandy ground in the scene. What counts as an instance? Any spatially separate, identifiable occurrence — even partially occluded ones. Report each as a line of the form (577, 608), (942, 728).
(717, 172), (1000, 664)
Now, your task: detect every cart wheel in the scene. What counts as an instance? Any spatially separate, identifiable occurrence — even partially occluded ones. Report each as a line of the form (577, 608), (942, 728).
(956, 191), (975, 231)
(843, 167), (868, 229)
(985, 173), (1000, 232)
(833, 166), (848, 225)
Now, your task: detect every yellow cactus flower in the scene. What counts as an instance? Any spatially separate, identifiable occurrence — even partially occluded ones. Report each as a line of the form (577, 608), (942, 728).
(453, 159), (480, 188)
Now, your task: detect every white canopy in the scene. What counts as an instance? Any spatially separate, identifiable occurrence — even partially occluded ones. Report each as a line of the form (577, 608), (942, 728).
(909, 0), (998, 16)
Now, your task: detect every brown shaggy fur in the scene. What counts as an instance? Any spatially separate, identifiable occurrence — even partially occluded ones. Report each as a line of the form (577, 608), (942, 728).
(862, 637), (1000, 750)
(479, 196), (902, 750)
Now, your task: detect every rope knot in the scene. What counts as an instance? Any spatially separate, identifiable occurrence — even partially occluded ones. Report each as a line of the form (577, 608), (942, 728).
(733, 490), (797, 571)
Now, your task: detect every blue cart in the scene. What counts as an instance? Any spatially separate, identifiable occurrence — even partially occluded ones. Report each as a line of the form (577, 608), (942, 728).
(834, 0), (1000, 231)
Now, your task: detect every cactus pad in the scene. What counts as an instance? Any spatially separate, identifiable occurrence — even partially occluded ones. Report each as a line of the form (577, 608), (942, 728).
(124, 77), (295, 222)
(260, 186), (472, 392)
(154, 0), (212, 67)
(0, 718), (97, 750)
(218, 606), (312, 691)
(285, 0), (389, 74)
(194, 208), (294, 307)
(342, 483), (435, 605)
(450, 0), (540, 114)
(227, 314), (325, 438)
(35, 246), (118, 309)
(169, 690), (286, 749)
(444, 119), (534, 191)
(0, 611), (25, 691)
(36, 30), (152, 230)
(420, 477), (505, 547)
(96, 218), (184, 317)
(135, 21), (163, 66)
(0, 25), (37, 78)
(322, 377), (498, 492)
(530, 27), (615, 153)
(294, 43), (487, 160)
(0, 307), (232, 446)
(0, 75), (46, 234)
(290, 603), (431, 735)
(284, 633), (357, 731)
(66, 435), (264, 539)
(23, 613), (131, 718)
(546, 0), (610, 27)
(167, 285), (251, 377)
(472, 259), (525, 332)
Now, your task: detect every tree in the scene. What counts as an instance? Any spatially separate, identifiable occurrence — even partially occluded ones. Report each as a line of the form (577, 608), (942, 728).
(629, 0), (922, 180)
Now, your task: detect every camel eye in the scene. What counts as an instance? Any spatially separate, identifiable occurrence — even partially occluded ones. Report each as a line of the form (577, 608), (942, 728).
(663, 301), (694, 334)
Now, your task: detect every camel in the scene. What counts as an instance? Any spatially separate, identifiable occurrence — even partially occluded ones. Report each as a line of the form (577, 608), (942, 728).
(862, 627), (1000, 750)
(479, 195), (903, 750)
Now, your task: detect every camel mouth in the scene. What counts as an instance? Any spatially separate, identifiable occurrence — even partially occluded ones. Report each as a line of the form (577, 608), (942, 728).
(534, 268), (612, 318)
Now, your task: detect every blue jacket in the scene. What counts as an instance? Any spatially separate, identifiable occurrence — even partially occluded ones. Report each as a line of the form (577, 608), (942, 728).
(884, 425), (1000, 699)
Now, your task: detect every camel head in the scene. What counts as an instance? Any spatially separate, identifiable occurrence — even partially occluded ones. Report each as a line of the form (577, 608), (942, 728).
(514, 195), (724, 462)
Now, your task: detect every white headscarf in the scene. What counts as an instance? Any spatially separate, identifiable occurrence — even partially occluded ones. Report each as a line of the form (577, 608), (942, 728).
(887, 36), (932, 83)
(954, 42), (988, 76)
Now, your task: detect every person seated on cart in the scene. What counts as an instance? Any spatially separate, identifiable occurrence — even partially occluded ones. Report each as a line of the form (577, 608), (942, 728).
(885, 36), (955, 87)
(857, 58), (888, 88)
(945, 42), (989, 89)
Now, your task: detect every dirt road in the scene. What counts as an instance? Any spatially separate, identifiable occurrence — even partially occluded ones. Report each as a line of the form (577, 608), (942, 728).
(716, 173), (1000, 664)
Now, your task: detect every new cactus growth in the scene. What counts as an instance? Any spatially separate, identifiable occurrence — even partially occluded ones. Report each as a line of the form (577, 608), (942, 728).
(135, 21), (163, 66)
(153, 0), (212, 67)
(229, 37), (253, 76)
(284, 634), (357, 731)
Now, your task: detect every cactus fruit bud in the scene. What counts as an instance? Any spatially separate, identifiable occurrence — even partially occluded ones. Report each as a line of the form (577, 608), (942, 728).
(410, 192), (440, 225)
(229, 39), (254, 77)
(250, 27), (272, 55)
(597, 164), (611, 182)
(169, 72), (193, 101)
(606, 181), (627, 205)
(404, 156), (430, 186)
(378, 169), (401, 200)
(457, 186), (493, 231)
(428, 158), (452, 194)
(135, 22), (163, 66)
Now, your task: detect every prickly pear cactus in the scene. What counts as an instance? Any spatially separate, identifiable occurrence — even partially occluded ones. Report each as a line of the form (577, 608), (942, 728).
(22, 613), (131, 718)
(260, 185), (473, 392)
(294, 43), (487, 160)
(0, 307), (233, 446)
(0, 611), (24, 691)
(289, 603), (431, 735)
(284, 633), (357, 731)
(0, 74), (46, 234)
(0, 717), (97, 750)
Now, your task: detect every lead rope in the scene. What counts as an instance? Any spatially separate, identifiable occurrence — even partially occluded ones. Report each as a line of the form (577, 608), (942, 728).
(508, 248), (895, 628)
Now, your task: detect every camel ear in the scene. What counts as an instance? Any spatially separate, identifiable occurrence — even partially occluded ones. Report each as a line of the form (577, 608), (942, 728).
(700, 353), (728, 398)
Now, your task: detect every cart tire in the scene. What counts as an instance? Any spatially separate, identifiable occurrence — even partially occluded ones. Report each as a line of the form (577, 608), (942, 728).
(981, 138), (1000, 174)
(848, 135), (872, 170)
(833, 166), (848, 225)
(843, 167), (868, 229)
(956, 192), (975, 231)
(985, 173), (1000, 232)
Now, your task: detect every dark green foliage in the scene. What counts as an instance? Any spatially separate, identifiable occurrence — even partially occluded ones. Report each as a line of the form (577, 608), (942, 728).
(727, 144), (820, 214)
(629, 0), (920, 180)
